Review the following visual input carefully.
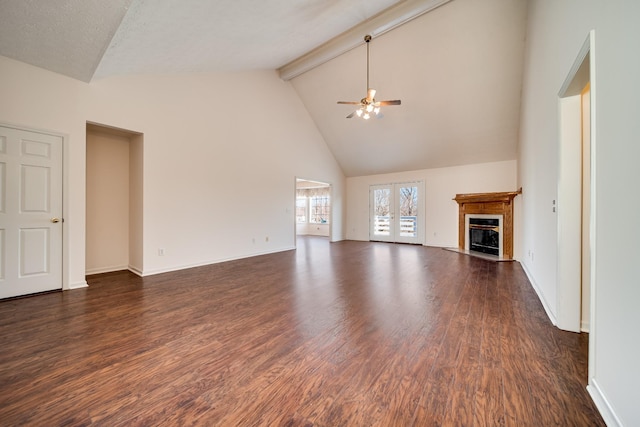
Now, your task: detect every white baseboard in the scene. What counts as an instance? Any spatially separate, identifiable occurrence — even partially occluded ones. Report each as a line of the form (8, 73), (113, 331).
(140, 246), (296, 277)
(128, 265), (143, 277)
(85, 264), (129, 276)
(588, 379), (622, 427)
(67, 280), (88, 290)
(520, 261), (557, 326)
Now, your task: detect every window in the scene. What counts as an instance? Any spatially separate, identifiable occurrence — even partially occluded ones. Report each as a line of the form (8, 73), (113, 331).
(296, 185), (331, 225)
(296, 197), (307, 223)
(309, 195), (330, 224)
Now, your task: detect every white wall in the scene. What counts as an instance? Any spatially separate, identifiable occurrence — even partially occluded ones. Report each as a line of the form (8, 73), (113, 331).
(86, 129), (130, 274)
(520, 1), (640, 425)
(0, 56), (345, 284)
(346, 159), (518, 254)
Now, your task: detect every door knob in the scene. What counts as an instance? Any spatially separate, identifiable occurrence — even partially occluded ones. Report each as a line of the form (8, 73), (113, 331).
(51, 218), (61, 223)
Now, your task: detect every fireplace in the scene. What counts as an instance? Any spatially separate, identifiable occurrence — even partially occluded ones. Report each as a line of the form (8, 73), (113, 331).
(454, 190), (520, 259)
(467, 216), (501, 256)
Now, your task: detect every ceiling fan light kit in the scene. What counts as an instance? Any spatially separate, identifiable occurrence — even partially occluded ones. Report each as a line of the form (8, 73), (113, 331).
(337, 35), (401, 120)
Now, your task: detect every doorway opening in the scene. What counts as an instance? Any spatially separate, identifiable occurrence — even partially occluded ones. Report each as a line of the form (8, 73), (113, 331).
(369, 181), (423, 245)
(557, 33), (593, 334)
(295, 178), (331, 240)
(85, 123), (143, 276)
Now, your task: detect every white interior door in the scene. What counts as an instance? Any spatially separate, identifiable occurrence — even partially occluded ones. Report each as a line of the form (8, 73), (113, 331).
(0, 125), (63, 299)
(370, 182), (422, 244)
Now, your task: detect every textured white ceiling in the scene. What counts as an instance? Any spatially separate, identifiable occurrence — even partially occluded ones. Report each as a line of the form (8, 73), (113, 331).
(0, 0), (526, 177)
(0, 0), (402, 81)
(0, 0), (133, 82)
(95, 0), (403, 79)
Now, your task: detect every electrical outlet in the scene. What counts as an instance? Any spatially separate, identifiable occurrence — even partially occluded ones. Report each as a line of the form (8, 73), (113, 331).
(158, 248), (165, 256)
(265, 236), (269, 242)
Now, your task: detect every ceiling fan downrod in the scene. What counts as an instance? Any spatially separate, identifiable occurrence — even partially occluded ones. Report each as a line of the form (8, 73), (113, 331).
(365, 34), (371, 94)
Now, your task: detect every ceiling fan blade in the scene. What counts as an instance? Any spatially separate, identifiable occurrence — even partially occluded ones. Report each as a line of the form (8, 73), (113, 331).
(346, 111), (357, 119)
(337, 101), (361, 105)
(378, 100), (401, 106)
(366, 88), (376, 102)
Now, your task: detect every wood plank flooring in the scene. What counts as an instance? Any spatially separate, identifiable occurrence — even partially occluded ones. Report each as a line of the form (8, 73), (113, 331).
(0, 237), (604, 426)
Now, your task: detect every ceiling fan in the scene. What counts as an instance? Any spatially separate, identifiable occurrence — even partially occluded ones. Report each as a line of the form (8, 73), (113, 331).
(337, 34), (401, 119)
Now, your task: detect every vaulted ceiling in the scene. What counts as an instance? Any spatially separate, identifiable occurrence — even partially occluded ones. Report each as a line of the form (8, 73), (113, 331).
(0, 0), (527, 177)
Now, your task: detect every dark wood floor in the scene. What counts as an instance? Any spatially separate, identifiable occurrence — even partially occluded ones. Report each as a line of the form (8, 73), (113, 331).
(0, 237), (604, 426)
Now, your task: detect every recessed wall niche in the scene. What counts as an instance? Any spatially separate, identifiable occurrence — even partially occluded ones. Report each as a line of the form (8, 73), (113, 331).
(85, 123), (143, 275)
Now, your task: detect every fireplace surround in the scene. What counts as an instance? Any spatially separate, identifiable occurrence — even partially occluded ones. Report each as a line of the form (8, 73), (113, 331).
(453, 190), (520, 259)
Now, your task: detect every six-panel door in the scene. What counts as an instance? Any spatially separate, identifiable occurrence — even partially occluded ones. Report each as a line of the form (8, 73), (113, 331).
(0, 125), (63, 299)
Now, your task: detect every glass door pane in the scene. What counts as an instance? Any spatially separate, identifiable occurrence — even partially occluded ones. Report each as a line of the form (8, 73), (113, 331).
(398, 185), (418, 238)
(370, 185), (393, 242)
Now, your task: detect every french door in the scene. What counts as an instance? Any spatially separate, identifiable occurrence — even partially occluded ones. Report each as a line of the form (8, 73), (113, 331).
(0, 125), (63, 299)
(369, 182), (422, 244)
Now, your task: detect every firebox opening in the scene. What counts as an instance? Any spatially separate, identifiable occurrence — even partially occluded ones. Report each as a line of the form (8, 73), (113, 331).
(469, 218), (500, 256)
